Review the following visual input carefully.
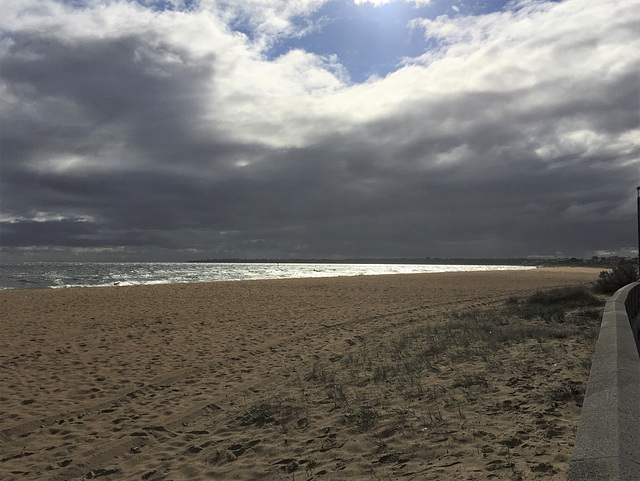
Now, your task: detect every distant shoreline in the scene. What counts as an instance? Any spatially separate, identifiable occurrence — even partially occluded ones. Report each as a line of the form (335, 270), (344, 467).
(189, 256), (629, 268)
(188, 258), (538, 265)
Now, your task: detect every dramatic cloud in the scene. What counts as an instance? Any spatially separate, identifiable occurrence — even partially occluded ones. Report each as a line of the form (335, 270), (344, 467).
(1, 0), (638, 261)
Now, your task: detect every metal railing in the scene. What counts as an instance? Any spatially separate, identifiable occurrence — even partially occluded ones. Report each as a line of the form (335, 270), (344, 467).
(567, 281), (640, 480)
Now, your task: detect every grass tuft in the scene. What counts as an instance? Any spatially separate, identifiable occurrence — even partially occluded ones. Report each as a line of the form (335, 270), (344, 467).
(507, 286), (604, 323)
(229, 283), (603, 479)
(342, 406), (379, 431)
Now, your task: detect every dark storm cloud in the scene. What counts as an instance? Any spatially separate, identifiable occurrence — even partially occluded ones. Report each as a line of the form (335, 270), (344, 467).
(1, 219), (98, 247)
(1, 0), (638, 261)
(1, 31), (218, 169)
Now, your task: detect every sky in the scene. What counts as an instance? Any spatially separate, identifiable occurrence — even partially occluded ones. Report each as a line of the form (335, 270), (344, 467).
(1, 0), (639, 262)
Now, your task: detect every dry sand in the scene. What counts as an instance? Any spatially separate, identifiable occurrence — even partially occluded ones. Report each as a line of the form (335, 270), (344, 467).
(0, 267), (602, 480)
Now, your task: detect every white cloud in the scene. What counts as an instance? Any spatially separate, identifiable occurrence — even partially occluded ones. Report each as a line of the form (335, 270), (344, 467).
(207, 0), (328, 50)
(0, 212), (95, 224)
(353, 0), (392, 5)
(1, 0), (638, 259)
(408, 0), (640, 92)
(3, 0), (637, 155)
(354, 0), (432, 6)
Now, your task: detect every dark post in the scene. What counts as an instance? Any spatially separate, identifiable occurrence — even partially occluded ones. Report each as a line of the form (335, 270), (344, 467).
(637, 186), (640, 279)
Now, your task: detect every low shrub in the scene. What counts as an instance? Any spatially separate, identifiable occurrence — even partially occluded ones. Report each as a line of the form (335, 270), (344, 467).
(594, 258), (638, 294)
(527, 286), (602, 308)
(508, 286), (603, 322)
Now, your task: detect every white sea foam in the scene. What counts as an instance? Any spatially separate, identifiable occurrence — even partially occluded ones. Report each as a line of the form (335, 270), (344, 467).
(0, 262), (536, 290)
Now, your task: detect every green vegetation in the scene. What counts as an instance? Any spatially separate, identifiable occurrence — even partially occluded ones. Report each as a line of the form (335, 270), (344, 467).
(507, 286), (603, 322)
(226, 285), (605, 479)
(242, 285), (604, 422)
(594, 258), (638, 294)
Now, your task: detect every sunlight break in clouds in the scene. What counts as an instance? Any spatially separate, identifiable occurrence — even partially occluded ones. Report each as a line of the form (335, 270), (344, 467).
(0, 0), (638, 261)
(354, 0), (432, 6)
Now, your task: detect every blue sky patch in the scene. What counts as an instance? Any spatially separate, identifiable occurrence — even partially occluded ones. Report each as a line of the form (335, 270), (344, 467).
(262, 0), (513, 83)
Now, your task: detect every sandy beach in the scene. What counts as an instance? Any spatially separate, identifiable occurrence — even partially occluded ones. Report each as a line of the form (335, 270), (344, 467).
(0, 267), (602, 480)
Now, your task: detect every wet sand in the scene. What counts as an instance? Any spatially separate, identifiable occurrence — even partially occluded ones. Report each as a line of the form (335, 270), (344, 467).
(0, 267), (601, 480)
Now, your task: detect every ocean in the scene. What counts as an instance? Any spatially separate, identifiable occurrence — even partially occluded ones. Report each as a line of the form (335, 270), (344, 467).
(0, 262), (536, 290)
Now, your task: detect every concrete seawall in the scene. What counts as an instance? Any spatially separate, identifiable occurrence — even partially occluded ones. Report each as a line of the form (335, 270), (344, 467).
(567, 281), (640, 480)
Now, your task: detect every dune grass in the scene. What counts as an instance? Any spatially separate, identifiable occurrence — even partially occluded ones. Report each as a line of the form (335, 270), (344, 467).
(230, 285), (605, 479)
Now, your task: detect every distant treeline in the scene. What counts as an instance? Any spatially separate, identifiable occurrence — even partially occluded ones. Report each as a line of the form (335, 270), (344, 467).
(189, 257), (535, 265)
(539, 256), (637, 269)
(189, 256), (636, 267)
